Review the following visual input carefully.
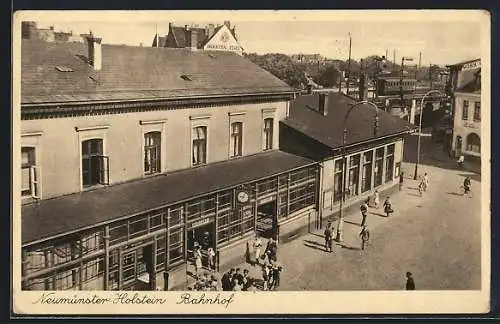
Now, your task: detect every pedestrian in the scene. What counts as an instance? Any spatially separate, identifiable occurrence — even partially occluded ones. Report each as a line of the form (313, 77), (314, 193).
(360, 199), (369, 227)
(463, 176), (472, 197)
(221, 268), (234, 291)
(232, 278), (243, 291)
(399, 172), (404, 191)
(324, 221), (334, 252)
(262, 262), (270, 291)
(193, 245), (203, 278)
(359, 225), (370, 250)
(423, 172), (429, 191)
(265, 238), (278, 262)
(457, 155), (465, 168)
(270, 261), (283, 290)
(241, 269), (252, 291)
(405, 272), (415, 290)
(253, 235), (263, 266)
(207, 247), (216, 271)
(374, 189), (380, 208)
(383, 196), (393, 217)
(232, 268), (244, 288)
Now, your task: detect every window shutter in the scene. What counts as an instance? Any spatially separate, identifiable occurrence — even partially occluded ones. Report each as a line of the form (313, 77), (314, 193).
(99, 156), (110, 185)
(31, 165), (41, 199)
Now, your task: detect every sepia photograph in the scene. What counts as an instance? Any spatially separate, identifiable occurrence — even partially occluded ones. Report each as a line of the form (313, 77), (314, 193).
(12, 10), (490, 315)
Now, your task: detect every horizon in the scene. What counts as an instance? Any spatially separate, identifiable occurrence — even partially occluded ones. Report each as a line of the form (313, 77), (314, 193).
(19, 11), (483, 66)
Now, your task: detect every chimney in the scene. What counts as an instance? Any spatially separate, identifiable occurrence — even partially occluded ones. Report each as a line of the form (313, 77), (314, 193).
(224, 20), (231, 29)
(184, 24), (190, 31)
(86, 32), (102, 70)
(208, 24), (215, 38)
(188, 29), (198, 50)
(318, 93), (329, 116)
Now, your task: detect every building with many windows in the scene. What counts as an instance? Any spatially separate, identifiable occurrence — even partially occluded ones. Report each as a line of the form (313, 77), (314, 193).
(451, 67), (481, 163)
(280, 92), (410, 223)
(20, 34), (320, 291)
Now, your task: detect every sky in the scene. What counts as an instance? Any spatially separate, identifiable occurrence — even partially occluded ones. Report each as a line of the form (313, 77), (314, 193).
(19, 10), (485, 66)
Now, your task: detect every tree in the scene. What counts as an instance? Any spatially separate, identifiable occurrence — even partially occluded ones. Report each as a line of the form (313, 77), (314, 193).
(316, 65), (341, 87)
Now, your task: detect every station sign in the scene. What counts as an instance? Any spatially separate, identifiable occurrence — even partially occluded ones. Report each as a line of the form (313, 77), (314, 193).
(462, 60), (481, 71)
(203, 25), (243, 54)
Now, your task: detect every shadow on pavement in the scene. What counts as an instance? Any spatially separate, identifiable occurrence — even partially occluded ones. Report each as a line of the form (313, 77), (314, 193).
(341, 244), (362, 251)
(344, 220), (361, 226)
(446, 191), (464, 196)
(370, 212), (388, 218)
(407, 193), (422, 197)
(303, 243), (325, 252)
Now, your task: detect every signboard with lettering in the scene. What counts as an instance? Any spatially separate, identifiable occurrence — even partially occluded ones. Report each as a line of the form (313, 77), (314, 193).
(462, 60), (481, 71)
(190, 217), (214, 229)
(203, 25), (243, 54)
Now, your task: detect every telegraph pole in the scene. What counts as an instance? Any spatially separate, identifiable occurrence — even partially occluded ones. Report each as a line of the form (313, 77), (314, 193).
(346, 32), (352, 95)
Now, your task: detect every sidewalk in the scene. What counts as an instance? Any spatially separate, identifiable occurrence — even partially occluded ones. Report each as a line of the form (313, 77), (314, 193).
(220, 161), (432, 289)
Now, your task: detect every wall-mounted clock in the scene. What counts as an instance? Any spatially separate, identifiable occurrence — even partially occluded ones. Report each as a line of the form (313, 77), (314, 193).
(237, 190), (249, 204)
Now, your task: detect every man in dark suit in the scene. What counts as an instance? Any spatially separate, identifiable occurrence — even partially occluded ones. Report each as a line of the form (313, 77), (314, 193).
(406, 272), (415, 290)
(221, 268), (234, 291)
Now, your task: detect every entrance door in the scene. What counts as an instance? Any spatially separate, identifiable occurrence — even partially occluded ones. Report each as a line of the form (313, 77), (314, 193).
(257, 200), (277, 239)
(121, 243), (155, 291)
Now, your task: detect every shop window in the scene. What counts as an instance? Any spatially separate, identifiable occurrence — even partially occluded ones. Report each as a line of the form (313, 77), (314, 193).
(80, 230), (104, 255)
(82, 139), (109, 187)
(155, 235), (167, 272)
(218, 191), (233, 210)
(230, 122), (243, 157)
(473, 102), (481, 122)
(109, 222), (128, 245)
(374, 147), (384, 187)
(263, 118), (273, 150)
(149, 210), (166, 231)
(462, 100), (469, 120)
(192, 126), (207, 165)
(21, 147), (40, 198)
(129, 216), (148, 239)
(385, 144), (395, 183)
(257, 178), (277, 195)
(168, 206), (183, 226)
(168, 227), (184, 265)
(144, 132), (161, 174)
(361, 151), (373, 193)
(108, 249), (120, 290)
(82, 256), (104, 285)
(333, 159), (344, 202)
(54, 265), (80, 290)
(346, 154), (360, 198)
(466, 133), (480, 153)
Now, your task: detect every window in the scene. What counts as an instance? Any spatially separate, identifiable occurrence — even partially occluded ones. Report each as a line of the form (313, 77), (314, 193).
(333, 159), (344, 202)
(466, 133), (480, 153)
(385, 144), (395, 183)
(462, 100), (469, 120)
(361, 151), (373, 193)
(263, 118), (274, 150)
(144, 132), (161, 174)
(168, 227), (184, 265)
(21, 147), (40, 198)
(473, 102), (481, 122)
(374, 147), (384, 187)
(82, 139), (108, 187)
(192, 126), (207, 165)
(346, 154), (360, 198)
(230, 122), (243, 157)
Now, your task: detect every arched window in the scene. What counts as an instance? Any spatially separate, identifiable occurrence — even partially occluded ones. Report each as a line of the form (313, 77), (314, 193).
(466, 133), (480, 153)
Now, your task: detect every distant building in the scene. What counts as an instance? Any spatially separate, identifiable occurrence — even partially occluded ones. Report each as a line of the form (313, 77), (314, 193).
(448, 59), (481, 163)
(152, 21), (243, 55)
(21, 21), (83, 43)
(291, 54), (325, 64)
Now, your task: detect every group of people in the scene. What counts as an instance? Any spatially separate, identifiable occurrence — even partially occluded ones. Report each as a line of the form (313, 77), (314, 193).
(250, 235), (284, 290)
(221, 268), (256, 291)
(193, 243), (217, 279)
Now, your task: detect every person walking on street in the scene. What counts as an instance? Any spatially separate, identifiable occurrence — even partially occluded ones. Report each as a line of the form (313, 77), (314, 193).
(193, 245), (203, 278)
(406, 272), (415, 290)
(374, 189), (380, 208)
(253, 235), (263, 266)
(423, 172), (429, 191)
(463, 176), (472, 198)
(359, 225), (370, 250)
(324, 221), (334, 253)
(399, 172), (404, 191)
(207, 247), (216, 271)
(360, 199), (369, 227)
(383, 196), (393, 217)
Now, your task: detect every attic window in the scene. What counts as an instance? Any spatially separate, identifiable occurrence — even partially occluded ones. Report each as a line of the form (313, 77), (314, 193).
(180, 74), (192, 81)
(55, 66), (74, 72)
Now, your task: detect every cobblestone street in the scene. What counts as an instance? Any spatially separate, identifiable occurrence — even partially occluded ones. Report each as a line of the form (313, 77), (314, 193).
(231, 133), (482, 291)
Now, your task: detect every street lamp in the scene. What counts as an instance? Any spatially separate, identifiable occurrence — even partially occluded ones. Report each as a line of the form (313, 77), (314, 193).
(336, 100), (380, 242)
(413, 90), (442, 180)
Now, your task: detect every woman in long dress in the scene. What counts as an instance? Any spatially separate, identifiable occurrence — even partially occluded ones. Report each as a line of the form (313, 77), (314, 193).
(194, 246), (203, 278)
(374, 190), (380, 208)
(253, 235), (262, 265)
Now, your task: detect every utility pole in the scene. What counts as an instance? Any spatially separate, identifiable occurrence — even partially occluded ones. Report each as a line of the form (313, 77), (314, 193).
(393, 49), (396, 71)
(346, 32), (352, 95)
(155, 23), (159, 48)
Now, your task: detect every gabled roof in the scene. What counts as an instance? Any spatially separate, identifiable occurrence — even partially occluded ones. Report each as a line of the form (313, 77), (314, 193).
(151, 34), (167, 48)
(283, 93), (411, 149)
(21, 39), (293, 105)
(170, 26), (209, 48)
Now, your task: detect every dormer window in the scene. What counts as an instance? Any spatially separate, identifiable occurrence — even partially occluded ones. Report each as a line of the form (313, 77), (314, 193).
(180, 74), (192, 81)
(55, 66), (74, 72)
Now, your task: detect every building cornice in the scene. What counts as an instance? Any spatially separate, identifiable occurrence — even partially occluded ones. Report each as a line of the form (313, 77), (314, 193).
(21, 92), (295, 120)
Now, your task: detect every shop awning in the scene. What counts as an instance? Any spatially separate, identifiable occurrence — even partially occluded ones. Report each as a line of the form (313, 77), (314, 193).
(21, 150), (316, 245)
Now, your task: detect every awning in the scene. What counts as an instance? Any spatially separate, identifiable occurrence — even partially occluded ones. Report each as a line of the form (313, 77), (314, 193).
(21, 150), (316, 245)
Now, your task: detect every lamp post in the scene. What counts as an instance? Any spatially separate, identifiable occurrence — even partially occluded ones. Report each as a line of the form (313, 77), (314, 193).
(413, 90), (442, 180)
(336, 100), (380, 242)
